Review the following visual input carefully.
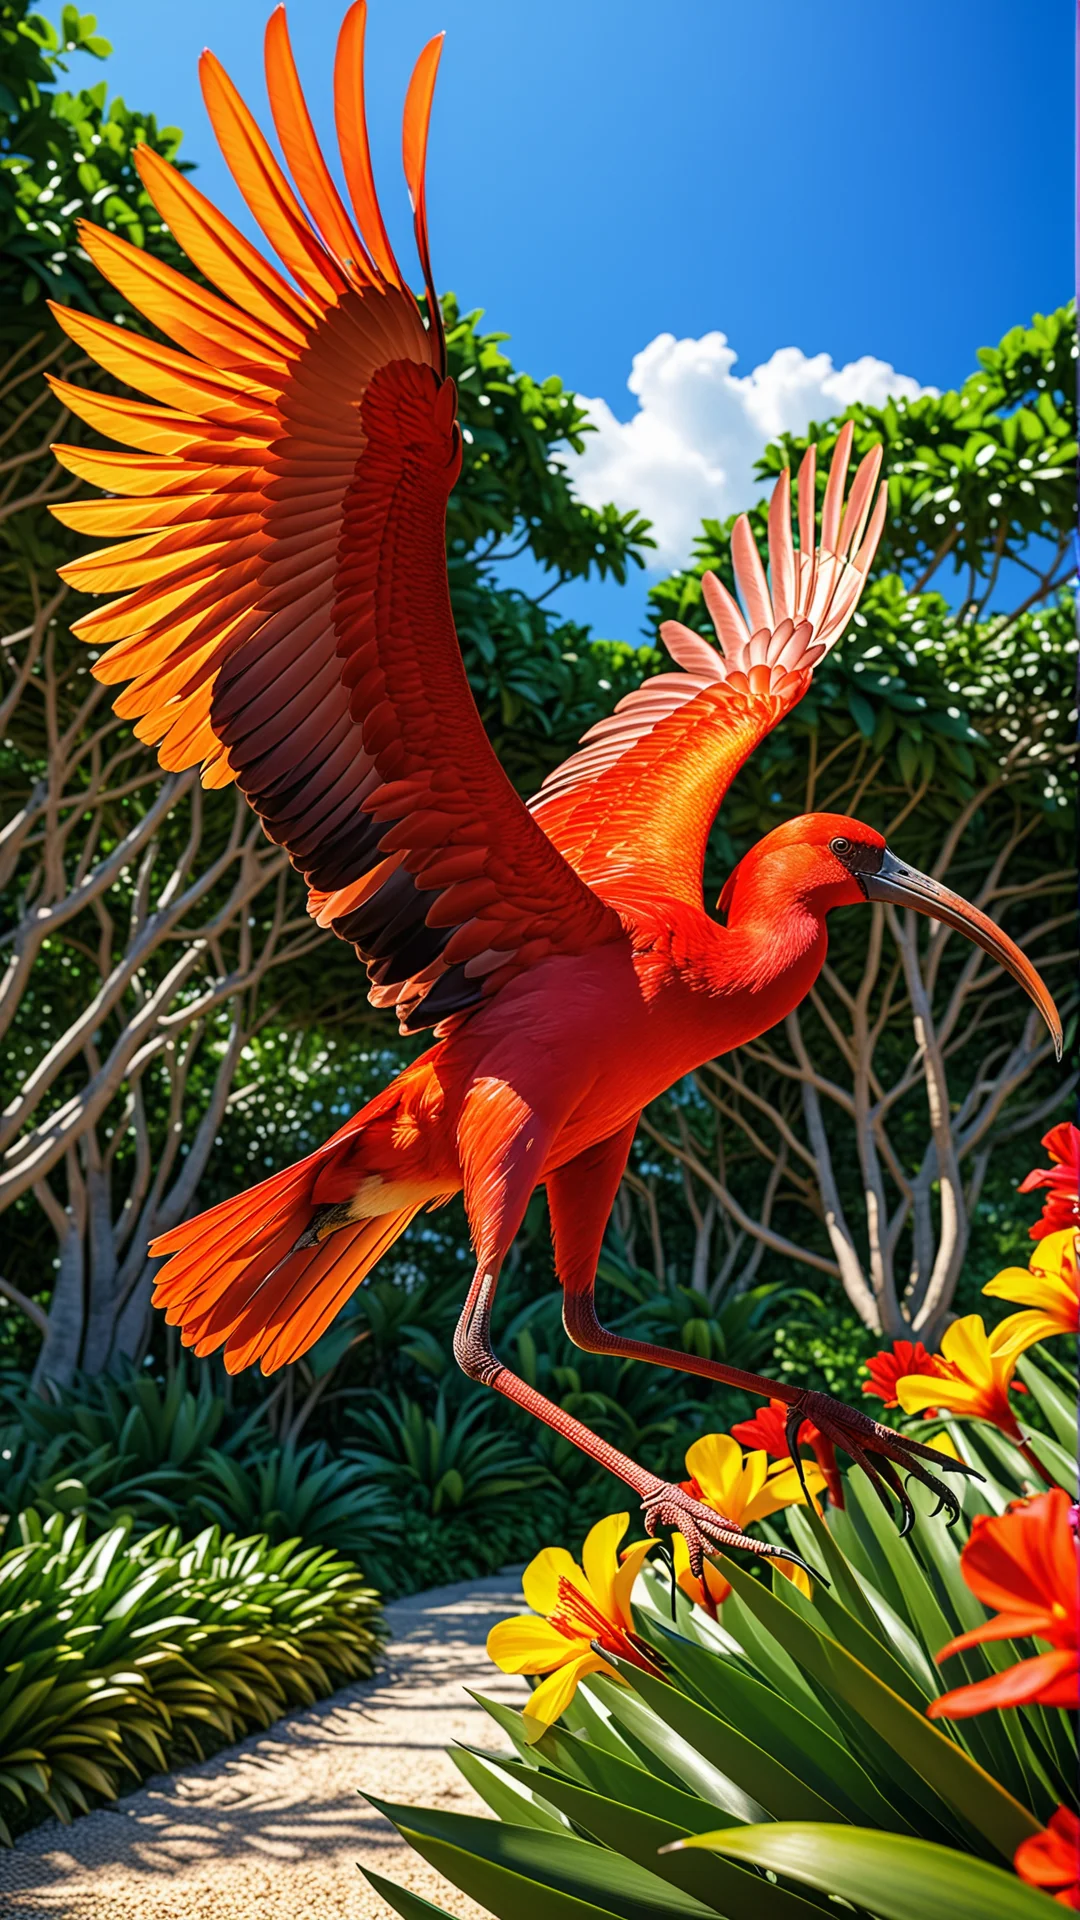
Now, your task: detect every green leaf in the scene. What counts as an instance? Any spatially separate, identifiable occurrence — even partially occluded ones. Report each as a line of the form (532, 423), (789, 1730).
(636, 1617), (904, 1831)
(786, 1497), (884, 1639)
(775, 1517), (938, 1706)
(527, 1726), (742, 1834)
(841, 1472), (962, 1665)
(365, 1793), (716, 1919)
(603, 1654), (849, 1824)
(672, 1823), (1058, 1920)
(580, 1674), (765, 1820)
(359, 1867), (464, 1920)
(485, 1755), (826, 1918)
(450, 1746), (568, 1833)
(708, 1590), (836, 1736)
(1014, 1357), (1077, 1457)
(896, 731), (921, 785)
(716, 1556), (1042, 1861)
(1019, 1427), (1076, 1492)
(847, 689), (877, 737)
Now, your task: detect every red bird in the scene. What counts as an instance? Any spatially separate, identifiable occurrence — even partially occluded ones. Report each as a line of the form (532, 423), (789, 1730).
(49, 6), (1061, 1573)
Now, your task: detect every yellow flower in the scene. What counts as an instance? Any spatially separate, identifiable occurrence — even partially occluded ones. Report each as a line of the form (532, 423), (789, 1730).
(684, 1432), (826, 1528)
(486, 1512), (659, 1741)
(896, 1312), (1045, 1440)
(982, 1228), (1079, 1344)
(671, 1534), (737, 1614)
(671, 1532), (813, 1613)
(669, 1433), (823, 1616)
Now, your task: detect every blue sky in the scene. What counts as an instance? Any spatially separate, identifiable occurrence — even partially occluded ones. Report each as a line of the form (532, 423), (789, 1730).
(62, 0), (1074, 639)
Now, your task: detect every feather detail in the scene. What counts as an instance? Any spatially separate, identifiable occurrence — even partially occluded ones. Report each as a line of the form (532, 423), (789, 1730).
(54, 6), (620, 1039)
(532, 427), (886, 914)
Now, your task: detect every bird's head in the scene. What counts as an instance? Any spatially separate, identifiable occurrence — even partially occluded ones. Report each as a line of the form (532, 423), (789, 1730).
(718, 812), (1062, 1058)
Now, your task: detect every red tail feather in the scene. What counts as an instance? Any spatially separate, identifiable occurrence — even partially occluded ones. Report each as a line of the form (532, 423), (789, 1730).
(152, 1188), (420, 1375)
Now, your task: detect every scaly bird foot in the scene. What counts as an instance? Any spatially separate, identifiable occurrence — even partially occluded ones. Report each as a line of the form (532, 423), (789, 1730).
(639, 1476), (815, 1583)
(785, 1388), (979, 1535)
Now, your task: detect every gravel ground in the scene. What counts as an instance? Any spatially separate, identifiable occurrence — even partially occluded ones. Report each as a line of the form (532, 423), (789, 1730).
(0, 1570), (528, 1919)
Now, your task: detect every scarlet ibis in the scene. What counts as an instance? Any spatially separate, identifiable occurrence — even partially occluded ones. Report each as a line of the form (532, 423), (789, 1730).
(49, 6), (1061, 1572)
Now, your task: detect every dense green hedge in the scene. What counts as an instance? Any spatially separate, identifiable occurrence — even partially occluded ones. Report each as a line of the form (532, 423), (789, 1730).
(0, 1509), (384, 1842)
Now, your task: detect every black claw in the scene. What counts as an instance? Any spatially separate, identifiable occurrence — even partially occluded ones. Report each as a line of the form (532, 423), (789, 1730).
(777, 1543), (825, 1585)
(875, 1455), (916, 1537)
(785, 1403), (813, 1505)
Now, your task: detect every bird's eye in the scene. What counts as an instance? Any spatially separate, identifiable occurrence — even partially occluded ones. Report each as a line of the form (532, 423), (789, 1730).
(830, 836), (852, 858)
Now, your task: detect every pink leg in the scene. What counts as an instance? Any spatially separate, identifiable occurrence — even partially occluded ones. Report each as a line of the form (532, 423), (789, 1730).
(452, 1093), (803, 1578)
(452, 1262), (803, 1578)
(547, 1130), (977, 1536)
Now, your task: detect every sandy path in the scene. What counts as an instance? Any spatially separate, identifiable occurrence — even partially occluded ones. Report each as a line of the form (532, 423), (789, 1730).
(0, 1570), (528, 1919)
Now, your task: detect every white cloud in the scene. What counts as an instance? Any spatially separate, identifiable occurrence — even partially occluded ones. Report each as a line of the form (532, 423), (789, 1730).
(570, 332), (933, 570)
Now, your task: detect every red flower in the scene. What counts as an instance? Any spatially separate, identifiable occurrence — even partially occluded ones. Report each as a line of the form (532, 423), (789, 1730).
(1014, 1808), (1080, 1909)
(927, 1488), (1079, 1722)
(862, 1339), (946, 1413)
(731, 1398), (843, 1506)
(1019, 1121), (1080, 1241)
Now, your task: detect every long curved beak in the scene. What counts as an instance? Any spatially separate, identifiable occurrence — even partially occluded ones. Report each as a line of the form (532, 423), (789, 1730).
(861, 848), (1062, 1061)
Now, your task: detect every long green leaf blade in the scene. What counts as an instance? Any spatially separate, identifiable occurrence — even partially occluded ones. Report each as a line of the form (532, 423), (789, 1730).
(358, 1870), (458, 1920)
(636, 1618), (906, 1832)
(603, 1654), (849, 1824)
(716, 1556), (1042, 1860)
(487, 1756), (828, 1918)
(672, 1823), (1058, 1920)
(365, 1794), (715, 1920)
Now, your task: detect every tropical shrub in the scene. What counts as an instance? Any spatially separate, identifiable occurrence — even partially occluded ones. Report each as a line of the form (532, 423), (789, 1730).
(0, 1510), (384, 1843)
(0, 1365), (399, 1560)
(345, 1387), (553, 1516)
(183, 1442), (402, 1567)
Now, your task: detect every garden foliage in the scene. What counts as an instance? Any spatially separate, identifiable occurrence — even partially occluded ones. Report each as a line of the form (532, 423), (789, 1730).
(0, 1508), (383, 1843)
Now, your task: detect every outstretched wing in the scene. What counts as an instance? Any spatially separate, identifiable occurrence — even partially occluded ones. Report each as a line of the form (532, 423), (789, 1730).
(529, 423), (886, 914)
(48, 3), (620, 1034)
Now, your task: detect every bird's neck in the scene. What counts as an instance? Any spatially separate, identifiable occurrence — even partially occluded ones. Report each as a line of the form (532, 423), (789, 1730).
(691, 890), (830, 1050)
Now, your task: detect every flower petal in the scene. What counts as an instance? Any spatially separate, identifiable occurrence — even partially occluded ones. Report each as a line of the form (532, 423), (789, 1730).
(487, 1614), (586, 1675)
(522, 1652), (607, 1739)
(940, 1314), (993, 1387)
(582, 1512), (629, 1622)
(685, 1432), (740, 1507)
(928, 1649), (1078, 1720)
(898, 1375), (985, 1417)
(936, 1609), (1065, 1660)
(612, 1535), (656, 1622)
(522, 1546), (587, 1618)
(984, 1261), (1075, 1320)
(744, 1460), (826, 1521)
(991, 1308), (1072, 1355)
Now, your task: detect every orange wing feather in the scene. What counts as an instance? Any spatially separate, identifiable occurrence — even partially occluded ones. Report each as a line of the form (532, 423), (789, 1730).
(51, 4), (619, 1033)
(530, 424), (887, 914)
